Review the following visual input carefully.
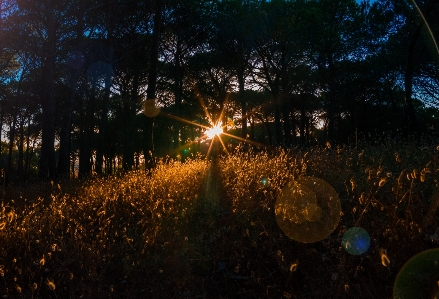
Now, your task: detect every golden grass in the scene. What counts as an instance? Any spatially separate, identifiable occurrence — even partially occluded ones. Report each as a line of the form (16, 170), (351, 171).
(0, 141), (437, 298)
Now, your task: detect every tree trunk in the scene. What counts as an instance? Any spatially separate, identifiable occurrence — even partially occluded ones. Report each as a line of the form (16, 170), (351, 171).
(17, 116), (24, 185)
(280, 49), (291, 147)
(96, 46), (113, 174)
(57, 67), (78, 178)
(300, 104), (306, 147)
(6, 114), (16, 186)
(123, 70), (139, 171)
(38, 16), (56, 180)
(404, 0), (438, 135)
(24, 117), (31, 181)
(57, 2), (84, 178)
(273, 95), (282, 146)
(326, 54), (337, 142)
(261, 116), (272, 145)
(70, 152), (76, 178)
(238, 64), (247, 140)
(173, 36), (182, 150)
(281, 94), (292, 147)
(79, 87), (95, 177)
(305, 115), (311, 146)
(404, 24), (422, 135)
(0, 101), (3, 161)
(26, 137), (37, 180)
(145, 0), (163, 169)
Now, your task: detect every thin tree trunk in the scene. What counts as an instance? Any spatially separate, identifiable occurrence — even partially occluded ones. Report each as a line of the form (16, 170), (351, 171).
(24, 117), (31, 182)
(0, 101), (3, 161)
(123, 70), (140, 171)
(79, 87), (95, 177)
(17, 116), (24, 185)
(7, 70), (24, 185)
(238, 63), (247, 140)
(273, 95), (282, 146)
(57, 67), (78, 178)
(326, 54), (336, 143)
(38, 12), (56, 179)
(96, 46), (113, 174)
(26, 137), (37, 180)
(145, 0), (163, 170)
(280, 49), (291, 147)
(305, 115), (311, 146)
(404, 24), (422, 135)
(173, 36), (182, 150)
(58, 2), (84, 178)
(6, 114), (16, 186)
(281, 94), (292, 147)
(300, 104), (306, 147)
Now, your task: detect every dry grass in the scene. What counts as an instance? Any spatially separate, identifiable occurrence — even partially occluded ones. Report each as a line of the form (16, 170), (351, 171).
(0, 141), (438, 298)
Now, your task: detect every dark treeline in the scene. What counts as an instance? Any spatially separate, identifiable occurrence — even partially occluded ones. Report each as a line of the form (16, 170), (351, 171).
(0, 0), (438, 183)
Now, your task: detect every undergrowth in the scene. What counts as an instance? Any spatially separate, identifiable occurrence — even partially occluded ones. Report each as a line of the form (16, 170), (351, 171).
(0, 141), (437, 298)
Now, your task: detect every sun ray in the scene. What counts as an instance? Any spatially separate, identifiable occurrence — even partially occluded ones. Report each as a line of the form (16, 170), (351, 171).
(206, 137), (215, 158)
(160, 112), (210, 130)
(164, 136), (209, 157)
(221, 131), (276, 150)
(156, 91), (276, 160)
(217, 93), (230, 126)
(195, 91), (214, 126)
(217, 135), (229, 154)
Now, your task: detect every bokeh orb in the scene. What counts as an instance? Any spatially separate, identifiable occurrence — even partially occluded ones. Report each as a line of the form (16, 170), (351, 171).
(143, 99), (160, 118)
(275, 176), (341, 243)
(260, 177), (269, 186)
(393, 248), (439, 299)
(341, 227), (370, 255)
(304, 203), (323, 222)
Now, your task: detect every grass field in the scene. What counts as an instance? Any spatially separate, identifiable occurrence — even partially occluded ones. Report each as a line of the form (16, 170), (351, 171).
(0, 140), (438, 298)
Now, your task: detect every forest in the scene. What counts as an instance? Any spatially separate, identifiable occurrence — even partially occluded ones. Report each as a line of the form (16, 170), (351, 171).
(1, 1), (439, 298)
(0, 0), (438, 183)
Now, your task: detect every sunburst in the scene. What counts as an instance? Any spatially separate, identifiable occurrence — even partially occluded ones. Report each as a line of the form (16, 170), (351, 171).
(205, 122), (223, 139)
(145, 92), (272, 159)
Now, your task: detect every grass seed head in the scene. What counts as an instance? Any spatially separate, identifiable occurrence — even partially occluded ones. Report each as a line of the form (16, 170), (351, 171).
(46, 279), (56, 290)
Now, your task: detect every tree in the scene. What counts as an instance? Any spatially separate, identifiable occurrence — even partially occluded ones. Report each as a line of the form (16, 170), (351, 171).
(144, 0), (163, 169)
(5, 0), (79, 179)
(212, 0), (259, 140)
(304, 0), (377, 142)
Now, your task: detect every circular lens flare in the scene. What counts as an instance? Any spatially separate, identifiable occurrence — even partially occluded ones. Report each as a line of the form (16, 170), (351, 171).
(205, 122), (223, 139)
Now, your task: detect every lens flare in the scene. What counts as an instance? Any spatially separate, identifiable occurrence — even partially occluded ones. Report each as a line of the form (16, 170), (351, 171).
(205, 122), (223, 139)
(143, 99), (160, 118)
(393, 248), (439, 299)
(275, 176), (341, 243)
(342, 227), (370, 255)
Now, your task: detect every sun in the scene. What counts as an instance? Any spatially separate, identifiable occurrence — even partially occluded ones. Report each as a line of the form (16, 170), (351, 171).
(205, 122), (223, 139)
(157, 92), (272, 159)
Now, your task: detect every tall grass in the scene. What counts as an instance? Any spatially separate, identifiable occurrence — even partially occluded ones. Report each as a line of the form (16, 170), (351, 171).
(0, 156), (208, 298)
(0, 141), (437, 298)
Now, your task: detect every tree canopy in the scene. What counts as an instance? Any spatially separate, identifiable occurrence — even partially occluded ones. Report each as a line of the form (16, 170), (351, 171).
(0, 0), (438, 182)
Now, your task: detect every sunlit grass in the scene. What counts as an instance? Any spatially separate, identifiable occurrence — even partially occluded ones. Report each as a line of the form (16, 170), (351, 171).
(0, 156), (209, 298)
(0, 140), (438, 298)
